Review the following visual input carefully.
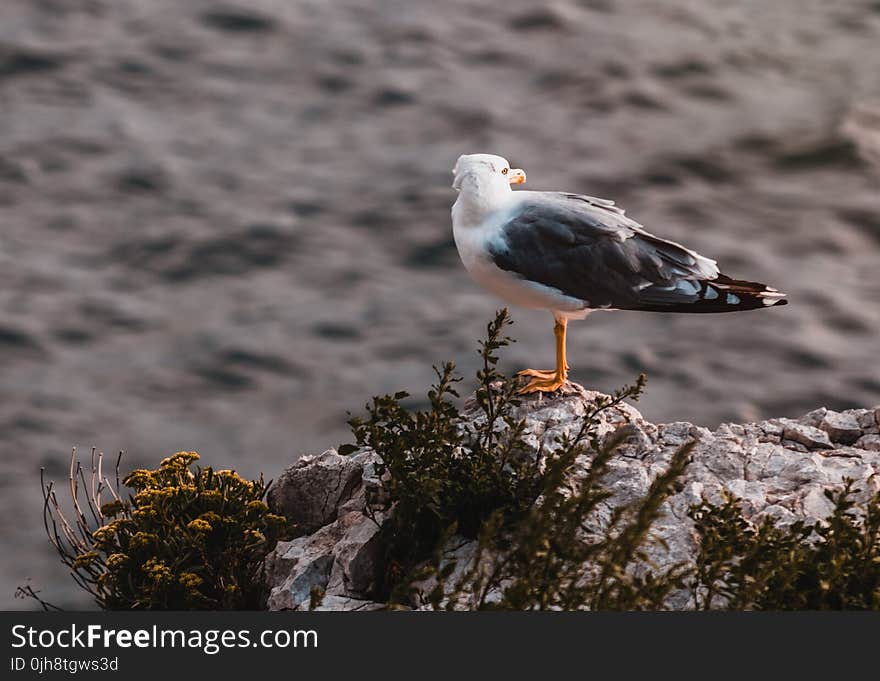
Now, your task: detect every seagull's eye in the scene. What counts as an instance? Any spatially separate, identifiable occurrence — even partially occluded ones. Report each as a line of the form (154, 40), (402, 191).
(501, 168), (508, 175)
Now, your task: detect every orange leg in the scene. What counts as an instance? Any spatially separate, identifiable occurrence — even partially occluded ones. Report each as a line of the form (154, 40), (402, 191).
(517, 318), (568, 394)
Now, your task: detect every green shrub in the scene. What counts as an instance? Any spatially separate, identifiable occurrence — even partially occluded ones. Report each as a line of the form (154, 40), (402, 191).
(432, 428), (694, 610)
(346, 309), (694, 607)
(42, 450), (289, 609)
(690, 481), (880, 610)
(347, 310), (535, 597)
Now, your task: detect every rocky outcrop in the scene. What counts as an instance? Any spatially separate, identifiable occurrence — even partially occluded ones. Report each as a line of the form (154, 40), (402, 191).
(265, 449), (386, 611)
(264, 384), (880, 611)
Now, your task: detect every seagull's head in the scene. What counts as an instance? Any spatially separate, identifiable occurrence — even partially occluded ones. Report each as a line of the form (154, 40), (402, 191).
(452, 153), (526, 196)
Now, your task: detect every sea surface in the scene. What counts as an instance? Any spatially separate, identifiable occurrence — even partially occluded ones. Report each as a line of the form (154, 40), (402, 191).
(1, 0), (878, 608)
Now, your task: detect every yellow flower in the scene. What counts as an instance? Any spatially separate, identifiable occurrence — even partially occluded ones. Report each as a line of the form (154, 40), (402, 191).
(132, 507), (157, 521)
(216, 469), (247, 484)
(92, 521), (121, 543)
(244, 529), (266, 544)
(99, 500), (126, 517)
(199, 490), (223, 508)
(198, 511), (221, 526)
(129, 532), (158, 550)
(160, 451), (200, 469)
(134, 489), (158, 504)
(178, 572), (203, 589)
(106, 553), (129, 570)
(266, 513), (287, 526)
(246, 500), (269, 514)
(143, 558), (172, 584)
(187, 519), (212, 533)
(123, 469), (156, 488)
(73, 551), (99, 568)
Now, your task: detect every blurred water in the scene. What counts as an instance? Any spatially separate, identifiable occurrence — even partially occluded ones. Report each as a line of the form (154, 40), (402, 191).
(1, 0), (879, 608)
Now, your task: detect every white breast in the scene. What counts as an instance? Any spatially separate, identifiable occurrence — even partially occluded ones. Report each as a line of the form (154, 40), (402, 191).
(451, 195), (588, 315)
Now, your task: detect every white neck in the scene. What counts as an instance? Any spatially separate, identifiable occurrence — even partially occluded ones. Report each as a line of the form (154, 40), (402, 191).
(452, 178), (514, 228)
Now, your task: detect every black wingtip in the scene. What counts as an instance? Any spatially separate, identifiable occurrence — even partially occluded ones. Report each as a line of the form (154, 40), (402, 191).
(631, 277), (789, 314)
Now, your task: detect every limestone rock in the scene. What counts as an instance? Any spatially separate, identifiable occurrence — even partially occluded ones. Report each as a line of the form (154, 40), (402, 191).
(799, 407), (827, 428)
(266, 449), (384, 611)
(856, 434), (880, 452)
(268, 449), (365, 534)
(265, 527), (337, 610)
(325, 509), (384, 597)
(818, 411), (862, 445)
(304, 595), (385, 612)
(779, 419), (833, 449)
(858, 408), (880, 434)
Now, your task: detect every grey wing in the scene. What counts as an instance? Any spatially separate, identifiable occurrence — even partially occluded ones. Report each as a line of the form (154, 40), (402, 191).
(486, 192), (765, 313)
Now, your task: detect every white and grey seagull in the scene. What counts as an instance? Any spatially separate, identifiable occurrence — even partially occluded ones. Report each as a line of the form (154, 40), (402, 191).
(451, 153), (787, 394)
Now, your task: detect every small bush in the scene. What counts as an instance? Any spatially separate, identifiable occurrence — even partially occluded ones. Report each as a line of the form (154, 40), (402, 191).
(690, 481), (880, 610)
(42, 450), (289, 609)
(434, 429), (694, 610)
(347, 309), (694, 607)
(347, 310), (535, 597)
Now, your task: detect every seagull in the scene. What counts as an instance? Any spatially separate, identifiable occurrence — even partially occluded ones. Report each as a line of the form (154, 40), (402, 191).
(451, 153), (787, 394)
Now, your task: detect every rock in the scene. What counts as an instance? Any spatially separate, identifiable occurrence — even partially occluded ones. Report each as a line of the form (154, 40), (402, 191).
(723, 479), (767, 514)
(325, 510), (384, 597)
(760, 420), (784, 437)
(855, 434), (880, 452)
(303, 595), (385, 612)
(603, 422), (653, 457)
(779, 419), (833, 449)
(266, 509), (383, 610)
(781, 440), (809, 453)
(818, 411), (862, 445)
(267, 449), (364, 534)
(407, 537), (488, 610)
(265, 382), (880, 611)
(799, 407), (827, 427)
(856, 410), (879, 434)
(265, 528), (337, 610)
(266, 449), (385, 611)
(801, 487), (834, 518)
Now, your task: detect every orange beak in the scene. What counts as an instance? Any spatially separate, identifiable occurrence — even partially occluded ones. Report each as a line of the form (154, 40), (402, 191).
(508, 168), (526, 185)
